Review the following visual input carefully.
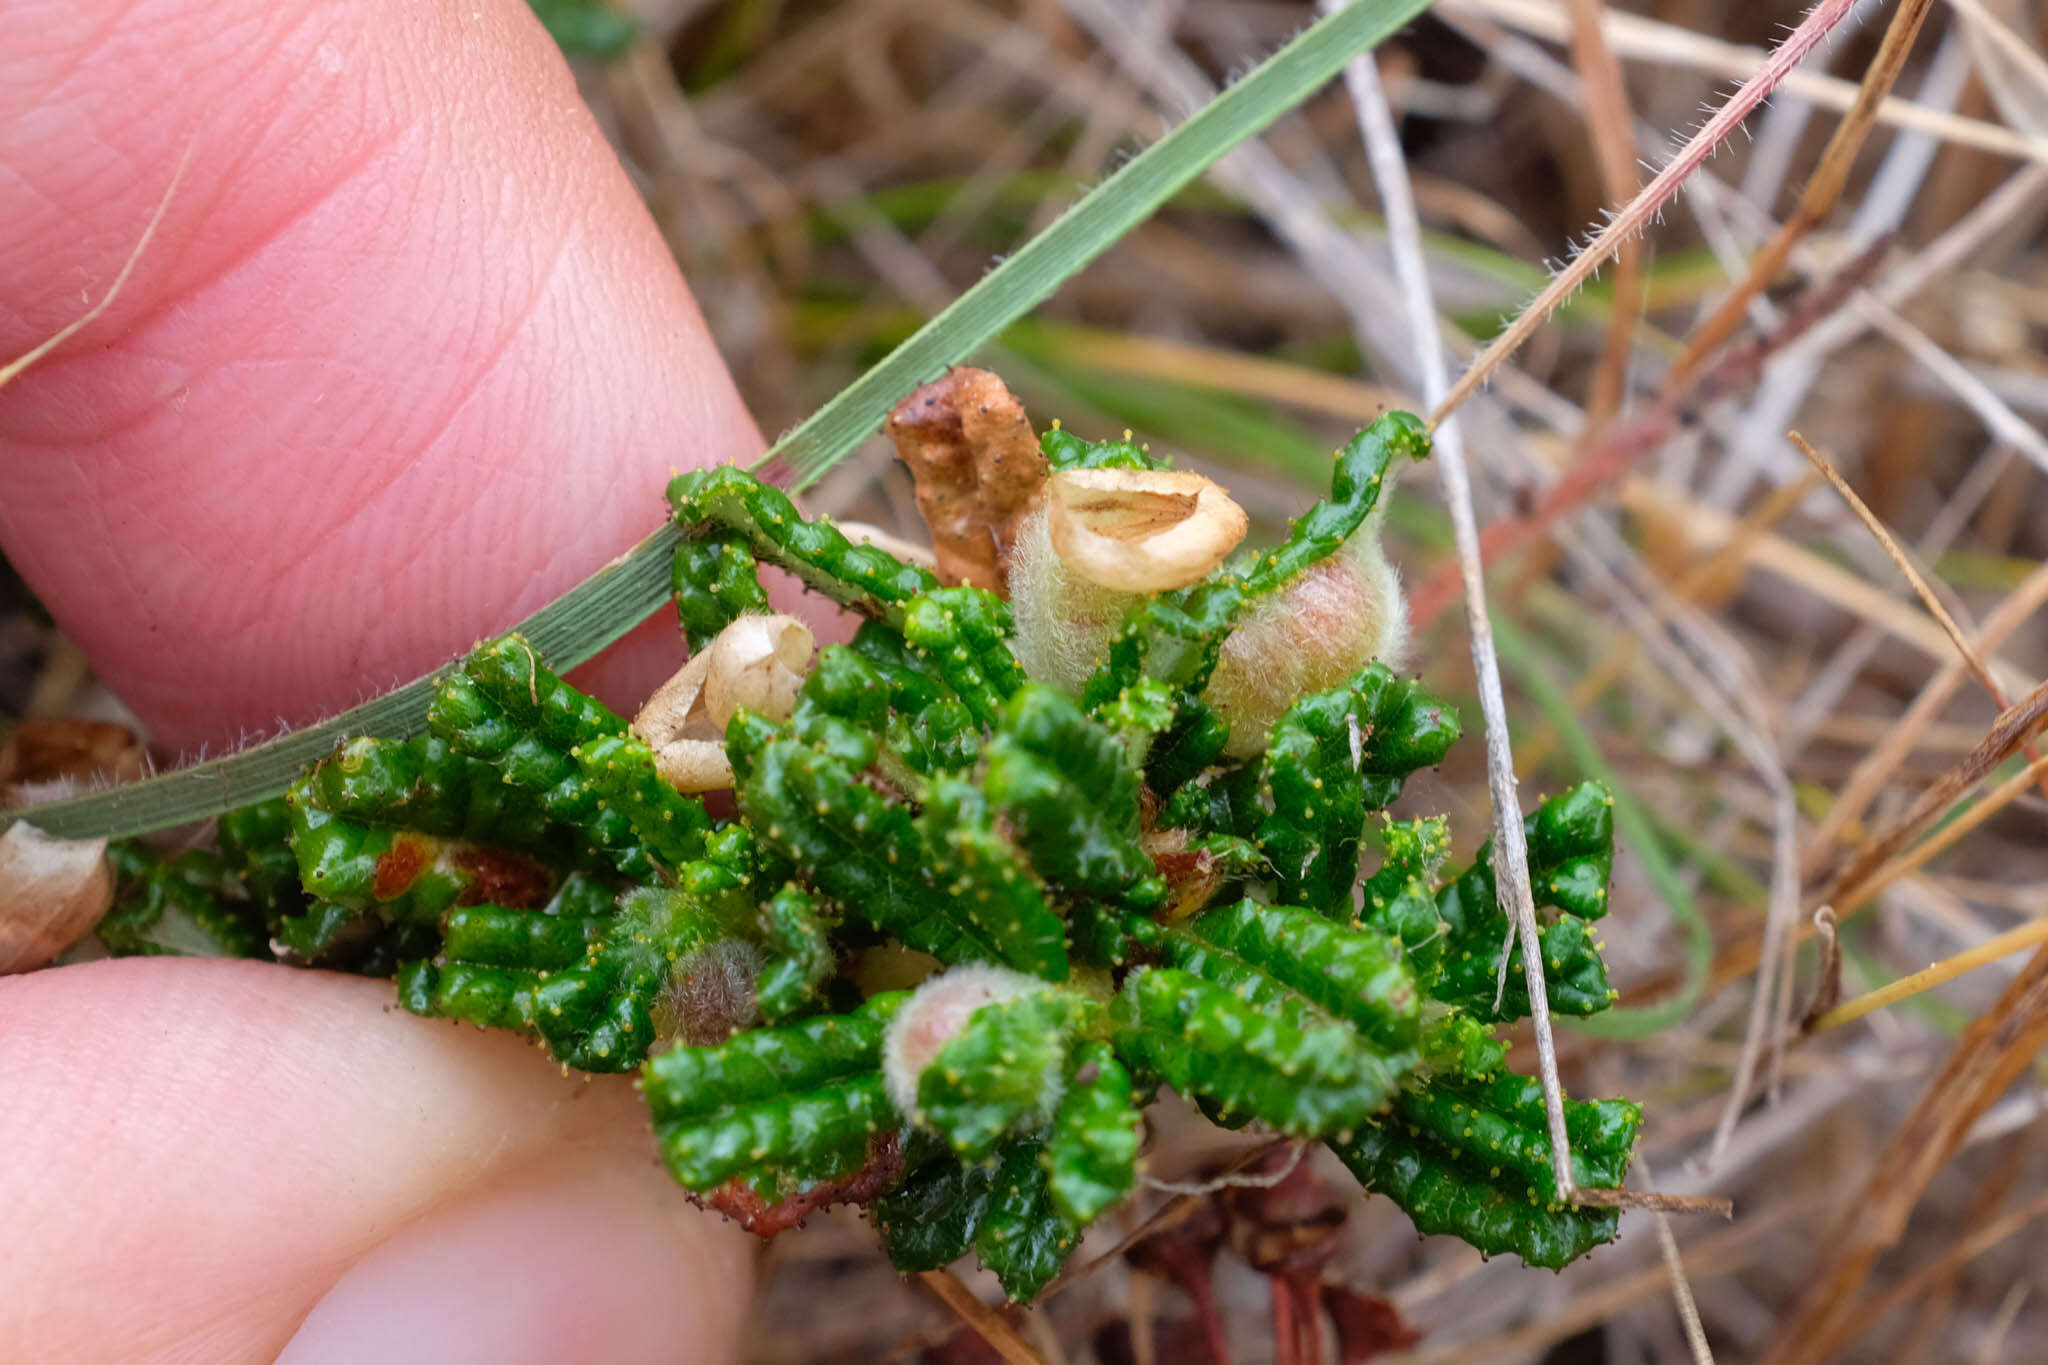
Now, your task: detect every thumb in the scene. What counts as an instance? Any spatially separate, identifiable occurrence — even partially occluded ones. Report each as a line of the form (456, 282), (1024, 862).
(0, 960), (756, 1364)
(277, 1158), (753, 1365)
(0, 0), (764, 752)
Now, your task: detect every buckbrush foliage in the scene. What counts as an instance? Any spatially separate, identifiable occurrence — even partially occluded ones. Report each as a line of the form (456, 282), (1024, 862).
(94, 401), (1643, 1300)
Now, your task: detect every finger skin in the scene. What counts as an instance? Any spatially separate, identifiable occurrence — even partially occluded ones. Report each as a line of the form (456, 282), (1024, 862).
(0, 0), (763, 752)
(275, 1156), (756, 1365)
(0, 3), (770, 1360)
(0, 959), (755, 1364)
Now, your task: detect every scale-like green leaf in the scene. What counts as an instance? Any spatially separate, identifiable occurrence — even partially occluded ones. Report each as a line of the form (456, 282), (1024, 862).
(919, 777), (1070, 980)
(875, 1133), (1087, 1301)
(732, 715), (1067, 977)
(1164, 898), (1420, 1053)
(901, 588), (1024, 729)
(984, 684), (1161, 905)
(875, 1138), (998, 1273)
(215, 797), (304, 924)
(671, 533), (771, 651)
(285, 795), (553, 929)
(101, 845), (265, 959)
(1329, 1076), (1640, 1269)
(302, 735), (558, 850)
(753, 884), (836, 1023)
(643, 992), (905, 1196)
(429, 672), (660, 879)
(914, 989), (1097, 1158)
(397, 829), (757, 1071)
(669, 468), (936, 624)
(846, 623), (982, 775)
(445, 635), (711, 871)
(1358, 816), (1451, 986)
(1041, 424), (1172, 473)
(976, 1142), (1083, 1302)
(1044, 1042), (1142, 1224)
(1432, 782), (1618, 1021)
(1112, 966), (1410, 1138)
(1254, 666), (1460, 913)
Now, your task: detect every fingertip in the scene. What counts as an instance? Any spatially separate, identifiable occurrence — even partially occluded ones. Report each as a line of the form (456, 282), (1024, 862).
(0, 958), (738, 1360)
(279, 1157), (754, 1365)
(0, 0), (764, 750)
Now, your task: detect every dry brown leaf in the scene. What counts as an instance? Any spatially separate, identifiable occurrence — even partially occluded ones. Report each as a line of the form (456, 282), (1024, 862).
(884, 367), (1048, 592)
(0, 718), (147, 807)
(1760, 942), (2048, 1364)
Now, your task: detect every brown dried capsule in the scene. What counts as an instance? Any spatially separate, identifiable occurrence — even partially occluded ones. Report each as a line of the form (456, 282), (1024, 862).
(0, 822), (113, 974)
(1044, 467), (1248, 594)
(0, 717), (147, 808)
(702, 613), (814, 732)
(635, 613), (815, 793)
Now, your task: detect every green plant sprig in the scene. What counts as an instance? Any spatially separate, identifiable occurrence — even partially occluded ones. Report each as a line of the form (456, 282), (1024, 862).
(89, 406), (1647, 1301)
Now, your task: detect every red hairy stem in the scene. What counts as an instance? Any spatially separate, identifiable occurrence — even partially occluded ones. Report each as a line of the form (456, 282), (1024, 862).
(1429, 0), (1864, 426)
(1409, 237), (1891, 629)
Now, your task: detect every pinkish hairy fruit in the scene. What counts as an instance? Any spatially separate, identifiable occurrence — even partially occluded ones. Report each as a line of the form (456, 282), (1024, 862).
(881, 963), (1045, 1117)
(1204, 530), (1408, 758)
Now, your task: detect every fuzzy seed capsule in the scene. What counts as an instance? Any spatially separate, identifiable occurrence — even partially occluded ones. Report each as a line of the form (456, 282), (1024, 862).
(1204, 529), (1409, 758)
(880, 963), (1045, 1118)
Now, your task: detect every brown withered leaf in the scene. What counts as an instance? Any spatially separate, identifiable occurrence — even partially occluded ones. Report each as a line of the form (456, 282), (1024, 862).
(885, 367), (1047, 592)
(1760, 942), (2048, 1364)
(1222, 1147), (1348, 1279)
(0, 717), (147, 805)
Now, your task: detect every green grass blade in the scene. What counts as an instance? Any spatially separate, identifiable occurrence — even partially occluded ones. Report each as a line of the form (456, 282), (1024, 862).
(759, 0), (1433, 491)
(7, 526), (681, 841)
(3, 0), (1430, 842)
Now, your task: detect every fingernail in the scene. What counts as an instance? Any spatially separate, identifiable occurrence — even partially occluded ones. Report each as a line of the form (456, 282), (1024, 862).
(279, 1158), (752, 1365)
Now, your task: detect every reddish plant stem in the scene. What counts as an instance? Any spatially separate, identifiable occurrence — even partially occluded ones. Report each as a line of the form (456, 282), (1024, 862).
(1272, 1276), (1307, 1365)
(1428, 0), (1864, 426)
(1409, 237), (1891, 630)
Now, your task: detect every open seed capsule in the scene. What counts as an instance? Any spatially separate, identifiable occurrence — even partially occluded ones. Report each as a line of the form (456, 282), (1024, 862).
(0, 823), (112, 973)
